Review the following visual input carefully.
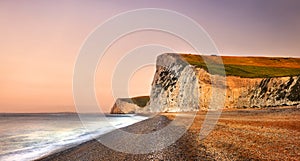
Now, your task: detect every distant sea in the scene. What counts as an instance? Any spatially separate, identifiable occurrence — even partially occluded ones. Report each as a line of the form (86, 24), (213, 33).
(0, 113), (147, 161)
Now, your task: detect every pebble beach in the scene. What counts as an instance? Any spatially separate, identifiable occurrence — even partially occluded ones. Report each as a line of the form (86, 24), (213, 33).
(38, 107), (300, 161)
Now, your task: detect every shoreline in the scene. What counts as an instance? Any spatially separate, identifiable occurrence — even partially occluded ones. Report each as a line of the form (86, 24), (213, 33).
(37, 107), (300, 160)
(31, 114), (149, 161)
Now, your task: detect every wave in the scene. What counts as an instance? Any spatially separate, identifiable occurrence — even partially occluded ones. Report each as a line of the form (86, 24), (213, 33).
(0, 115), (148, 161)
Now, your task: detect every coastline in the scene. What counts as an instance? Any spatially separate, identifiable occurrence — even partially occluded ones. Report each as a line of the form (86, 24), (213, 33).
(37, 107), (300, 161)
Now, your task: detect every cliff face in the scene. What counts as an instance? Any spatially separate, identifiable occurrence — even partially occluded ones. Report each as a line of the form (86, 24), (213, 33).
(110, 98), (140, 114)
(148, 54), (199, 112)
(200, 72), (300, 109)
(111, 53), (300, 113)
(147, 54), (300, 112)
(249, 76), (300, 107)
(110, 96), (149, 114)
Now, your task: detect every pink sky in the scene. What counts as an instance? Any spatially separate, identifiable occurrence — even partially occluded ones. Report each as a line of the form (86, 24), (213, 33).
(0, 0), (300, 113)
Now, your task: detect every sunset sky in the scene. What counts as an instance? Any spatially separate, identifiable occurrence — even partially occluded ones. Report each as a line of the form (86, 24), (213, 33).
(1, 0), (300, 113)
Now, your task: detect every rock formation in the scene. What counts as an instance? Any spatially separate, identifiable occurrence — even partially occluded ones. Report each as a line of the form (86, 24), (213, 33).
(110, 96), (149, 114)
(110, 98), (139, 114)
(148, 54), (200, 112)
(201, 71), (300, 109)
(111, 53), (300, 113)
(147, 53), (300, 112)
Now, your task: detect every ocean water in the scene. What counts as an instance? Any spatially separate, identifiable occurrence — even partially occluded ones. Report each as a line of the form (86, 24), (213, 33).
(0, 113), (148, 161)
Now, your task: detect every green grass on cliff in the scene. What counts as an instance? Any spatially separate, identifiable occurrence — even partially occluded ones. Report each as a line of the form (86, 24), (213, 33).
(181, 54), (300, 78)
(120, 96), (150, 107)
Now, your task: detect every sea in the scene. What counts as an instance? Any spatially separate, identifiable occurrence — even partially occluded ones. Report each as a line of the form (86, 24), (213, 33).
(0, 113), (148, 161)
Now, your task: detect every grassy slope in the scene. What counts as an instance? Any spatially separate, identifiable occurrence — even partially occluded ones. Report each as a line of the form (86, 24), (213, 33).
(180, 54), (300, 78)
(119, 96), (150, 107)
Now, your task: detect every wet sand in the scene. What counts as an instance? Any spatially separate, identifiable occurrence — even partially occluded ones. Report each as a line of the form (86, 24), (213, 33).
(38, 107), (300, 161)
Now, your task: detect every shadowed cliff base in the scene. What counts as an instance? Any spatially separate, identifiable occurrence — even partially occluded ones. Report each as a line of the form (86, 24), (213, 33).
(38, 107), (300, 161)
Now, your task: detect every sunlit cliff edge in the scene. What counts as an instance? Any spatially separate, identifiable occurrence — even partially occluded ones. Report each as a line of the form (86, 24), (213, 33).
(111, 53), (300, 113)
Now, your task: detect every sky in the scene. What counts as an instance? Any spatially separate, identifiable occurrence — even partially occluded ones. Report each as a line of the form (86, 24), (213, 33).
(0, 0), (300, 113)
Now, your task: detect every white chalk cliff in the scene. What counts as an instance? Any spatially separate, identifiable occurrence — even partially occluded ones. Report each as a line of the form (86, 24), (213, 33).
(111, 53), (300, 113)
(147, 53), (300, 112)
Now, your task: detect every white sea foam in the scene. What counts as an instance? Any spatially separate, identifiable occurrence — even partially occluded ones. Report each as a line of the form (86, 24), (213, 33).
(0, 114), (147, 161)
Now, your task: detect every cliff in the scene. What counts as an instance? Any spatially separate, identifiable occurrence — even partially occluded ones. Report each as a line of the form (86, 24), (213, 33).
(198, 70), (300, 109)
(148, 53), (300, 112)
(148, 54), (200, 112)
(110, 96), (149, 114)
(111, 53), (300, 113)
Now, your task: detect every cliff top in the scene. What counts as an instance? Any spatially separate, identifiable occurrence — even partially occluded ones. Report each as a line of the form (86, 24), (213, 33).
(117, 96), (150, 107)
(179, 54), (300, 78)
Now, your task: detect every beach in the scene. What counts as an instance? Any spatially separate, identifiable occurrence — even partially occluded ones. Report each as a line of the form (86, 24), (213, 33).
(38, 107), (300, 161)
